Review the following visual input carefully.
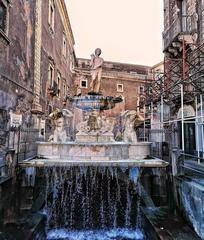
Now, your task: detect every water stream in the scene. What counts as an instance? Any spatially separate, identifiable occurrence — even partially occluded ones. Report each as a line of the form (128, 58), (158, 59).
(0, 166), (151, 239)
(42, 166), (146, 240)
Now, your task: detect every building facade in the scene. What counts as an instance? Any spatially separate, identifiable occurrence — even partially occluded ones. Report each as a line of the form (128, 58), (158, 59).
(147, 1), (204, 238)
(0, 0), (75, 164)
(74, 58), (152, 117)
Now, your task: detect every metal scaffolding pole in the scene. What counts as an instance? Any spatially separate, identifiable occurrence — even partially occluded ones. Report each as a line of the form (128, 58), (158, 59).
(150, 102), (153, 142)
(201, 94), (204, 163)
(161, 95), (164, 143)
(181, 84), (185, 152)
(195, 96), (200, 162)
(143, 105), (146, 141)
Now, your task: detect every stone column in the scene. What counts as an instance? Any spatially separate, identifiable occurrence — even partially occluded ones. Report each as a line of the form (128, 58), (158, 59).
(32, 0), (43, 114)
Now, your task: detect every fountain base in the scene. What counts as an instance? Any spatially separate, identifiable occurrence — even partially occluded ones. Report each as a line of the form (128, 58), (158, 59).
(37, 142), (151, 161)
(75, 132), (115, 143)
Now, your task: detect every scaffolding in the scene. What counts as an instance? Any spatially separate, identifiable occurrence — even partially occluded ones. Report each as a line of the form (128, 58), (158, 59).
(144, 40), (204, 166)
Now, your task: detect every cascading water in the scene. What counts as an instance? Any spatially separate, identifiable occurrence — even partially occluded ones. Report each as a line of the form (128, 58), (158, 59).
(42, 166), (146, 240)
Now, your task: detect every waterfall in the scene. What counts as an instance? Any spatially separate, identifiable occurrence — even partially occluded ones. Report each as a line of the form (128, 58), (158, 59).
(43, 166), (142, 231)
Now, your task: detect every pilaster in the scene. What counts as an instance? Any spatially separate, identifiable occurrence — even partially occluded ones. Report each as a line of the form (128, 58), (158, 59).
(32, 0), (43, 114)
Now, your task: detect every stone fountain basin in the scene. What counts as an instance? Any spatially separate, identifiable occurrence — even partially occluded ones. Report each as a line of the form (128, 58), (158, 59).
(69, 95), (123, 111)
(37, 141), (151, 161)
(21, 158), (168, 168)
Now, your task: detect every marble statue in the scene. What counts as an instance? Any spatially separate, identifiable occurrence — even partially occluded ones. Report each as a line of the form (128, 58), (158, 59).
(89, 48), (104, 94)
(122, 110), (144, 143)
(48, 108), (73, 142)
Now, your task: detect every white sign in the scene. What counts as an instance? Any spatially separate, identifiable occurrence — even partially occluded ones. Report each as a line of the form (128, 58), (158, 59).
(10, 113), (22, 127)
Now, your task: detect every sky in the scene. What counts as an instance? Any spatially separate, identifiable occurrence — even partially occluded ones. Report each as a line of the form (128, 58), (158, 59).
(66, 1), (163, 66)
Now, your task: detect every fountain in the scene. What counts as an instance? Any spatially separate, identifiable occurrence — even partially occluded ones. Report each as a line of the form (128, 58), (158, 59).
(44, 166), (145, 239)
(37, 48), (152, 163)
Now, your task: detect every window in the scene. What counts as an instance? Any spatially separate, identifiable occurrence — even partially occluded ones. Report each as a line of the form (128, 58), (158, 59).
(0, 0), (10, 44)
(62, 33), (67, 57)
(63, 83), (66, 96)
(80, 79), (87, 88)
(0, 1), (7, 33)
(48, 0), (55, 32)
(117, 84), (123, 92)
(48, 64), (54, 87)
(139, 85), (145, 94)
(57, 73), (61, 97)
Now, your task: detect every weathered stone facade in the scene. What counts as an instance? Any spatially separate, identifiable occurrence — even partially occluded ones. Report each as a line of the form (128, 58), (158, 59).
(0, 0), (75, 165)
(40, 0), (76, 114)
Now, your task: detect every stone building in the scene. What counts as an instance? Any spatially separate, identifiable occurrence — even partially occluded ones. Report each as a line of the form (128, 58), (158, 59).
(147, 1), (204, 238)
(0, 0), (75, 163)
(74, 58), (152, 117)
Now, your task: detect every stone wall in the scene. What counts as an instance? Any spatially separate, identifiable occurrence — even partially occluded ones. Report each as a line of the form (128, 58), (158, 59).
(177, 177), (204, 239)
(0, 0), (36, 164)
(0, 0), (76, 163)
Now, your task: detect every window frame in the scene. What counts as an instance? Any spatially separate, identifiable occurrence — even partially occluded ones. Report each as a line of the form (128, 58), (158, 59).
(62, 33), (67, 58)
(48, 0), (55, 33)
(48, 64), (54, 88)
(80, 79), (88, 89)
(117, 83), (124, 93)
(139, 85), (145, 94)
(57, 72), (61, 98)
(0, 0), (10, 45)
(63, 81), (66, 97)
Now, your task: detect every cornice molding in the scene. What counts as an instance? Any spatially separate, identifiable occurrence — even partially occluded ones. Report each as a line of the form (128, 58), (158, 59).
(74, 68), (151, 83)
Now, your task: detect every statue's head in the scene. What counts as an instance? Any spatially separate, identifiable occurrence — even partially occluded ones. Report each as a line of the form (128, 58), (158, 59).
(95, 48), (102, 56)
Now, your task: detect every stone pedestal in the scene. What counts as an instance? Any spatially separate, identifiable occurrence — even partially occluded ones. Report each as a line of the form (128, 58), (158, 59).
(37, 141), (151, 161)
(37, 142), (130, 161)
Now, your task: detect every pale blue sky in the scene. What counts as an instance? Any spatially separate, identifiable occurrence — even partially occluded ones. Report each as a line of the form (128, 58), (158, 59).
(66, 1), (163, 66)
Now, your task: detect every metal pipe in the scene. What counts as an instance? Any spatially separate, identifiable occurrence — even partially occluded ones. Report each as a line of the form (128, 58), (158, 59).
(150, 115), (204, 125)
(181, 84), (185, 152)
(201, 94), (204, 164)
(150, 102), (153, 142)
(195, 96), (200, 161)
(143, 105), (146, 141)
(161, 95), (164, 143)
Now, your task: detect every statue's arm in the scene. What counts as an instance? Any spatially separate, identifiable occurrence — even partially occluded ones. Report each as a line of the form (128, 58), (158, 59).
(93, 58), (104, 69)
(90, 54), (95, 68)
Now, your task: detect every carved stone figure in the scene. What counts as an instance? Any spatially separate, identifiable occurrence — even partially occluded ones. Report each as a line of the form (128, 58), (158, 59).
(87, 111), (101, 132)
(122, 110), (144, 143)
(99, 116), (115, 134)
(48, 108), (73, 142)
(76, 111), (115, 136)
(89, 48), (104, 94)
(76, 113), (90, 135)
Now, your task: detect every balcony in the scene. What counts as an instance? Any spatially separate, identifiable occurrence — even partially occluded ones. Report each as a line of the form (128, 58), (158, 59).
(163, 15), (197, 52)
